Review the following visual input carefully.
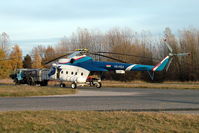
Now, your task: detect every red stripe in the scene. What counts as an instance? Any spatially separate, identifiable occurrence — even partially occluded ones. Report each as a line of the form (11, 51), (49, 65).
(74, 56), (85, 60)
(152, 63), (161, 71)
(152, 56), (168, 71)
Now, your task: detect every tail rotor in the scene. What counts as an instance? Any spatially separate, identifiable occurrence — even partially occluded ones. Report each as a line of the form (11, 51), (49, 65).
(164, 39), (190, 71)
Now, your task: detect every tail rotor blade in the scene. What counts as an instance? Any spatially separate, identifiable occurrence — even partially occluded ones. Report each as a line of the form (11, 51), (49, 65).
(174, 53), (190, 56)
(164, 40), (173, 53)
(165, 58), (173, 71)
(165, 52), (189, 71)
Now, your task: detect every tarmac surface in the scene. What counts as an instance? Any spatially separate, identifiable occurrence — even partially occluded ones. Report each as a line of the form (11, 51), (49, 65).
(0, 87), (199, 113)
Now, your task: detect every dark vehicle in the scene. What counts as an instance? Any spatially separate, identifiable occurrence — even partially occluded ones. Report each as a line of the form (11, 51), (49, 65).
(10, 69), (50, 86)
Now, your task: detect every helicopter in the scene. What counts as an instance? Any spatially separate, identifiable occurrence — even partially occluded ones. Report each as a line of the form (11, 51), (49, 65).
(46, 40), (190, 89)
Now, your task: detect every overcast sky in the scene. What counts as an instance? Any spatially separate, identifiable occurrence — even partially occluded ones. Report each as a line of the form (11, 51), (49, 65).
(0, 0), (198, 54)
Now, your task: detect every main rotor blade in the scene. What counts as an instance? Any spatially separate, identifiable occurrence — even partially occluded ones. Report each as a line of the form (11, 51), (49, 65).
(89, 52), (127, 63)
(96, 51), (161, 61)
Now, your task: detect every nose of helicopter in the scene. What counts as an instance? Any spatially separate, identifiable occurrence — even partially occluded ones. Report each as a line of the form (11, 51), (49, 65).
(48, 67), (56, 78)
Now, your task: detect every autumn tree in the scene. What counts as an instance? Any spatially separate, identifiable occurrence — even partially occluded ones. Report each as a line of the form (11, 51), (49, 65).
(44, 46), (56, 62)
(0, 49), (11, 78)
(23, 54), (32, 68)
(0, 33), (13, 78)
(32, 47), (43, 68)
(9, 45), (23, 71)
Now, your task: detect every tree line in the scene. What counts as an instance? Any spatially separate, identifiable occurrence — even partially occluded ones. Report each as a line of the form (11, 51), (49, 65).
(0, 27), (198, 81)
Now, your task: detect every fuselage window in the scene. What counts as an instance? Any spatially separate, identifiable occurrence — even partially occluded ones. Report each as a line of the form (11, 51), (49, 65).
(61, 71), (63, 74)
(75, 72), (77, 75)
(66, 71), (68, 74)
(71, 72), (74, 75)
(81, 72), (83, 76)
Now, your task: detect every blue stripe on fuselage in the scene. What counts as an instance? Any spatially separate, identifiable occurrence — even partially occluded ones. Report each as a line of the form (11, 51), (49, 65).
(59, 56), (155, 72)
(132, 64), (154, 71)
(92, 61), (130, 71)
(91, 61), (154, 71)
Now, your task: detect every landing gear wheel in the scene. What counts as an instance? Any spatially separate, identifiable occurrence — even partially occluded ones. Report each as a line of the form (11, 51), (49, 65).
(95, 82), (102, 88)
(71, 82), (77, 89)
(60, 83), (66, 88)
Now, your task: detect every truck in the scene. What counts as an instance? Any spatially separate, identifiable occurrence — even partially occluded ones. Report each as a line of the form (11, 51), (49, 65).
(10, 69), (50, 86)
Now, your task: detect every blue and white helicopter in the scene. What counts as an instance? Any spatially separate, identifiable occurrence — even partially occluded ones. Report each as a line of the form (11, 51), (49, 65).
(47, 40), (189, 89)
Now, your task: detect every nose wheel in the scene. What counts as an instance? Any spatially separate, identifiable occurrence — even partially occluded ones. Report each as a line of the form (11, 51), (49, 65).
(71, 82), (77, 89)
(60, 83), (66, 88)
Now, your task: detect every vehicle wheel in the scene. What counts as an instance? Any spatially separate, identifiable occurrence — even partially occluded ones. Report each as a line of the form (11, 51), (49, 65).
(60, 83), (66, 88)
(71, 82), (77, 89)
(27, 77), (35, 86)
(95, 82), (102, 88)
(14, 79), (20, 85)
(40, 81), (48, 86)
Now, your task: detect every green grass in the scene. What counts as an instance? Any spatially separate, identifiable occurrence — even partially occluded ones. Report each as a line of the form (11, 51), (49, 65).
(0, 85), (76, 97)
(103, 80), (199, 90)
(0, 111), (198, 133)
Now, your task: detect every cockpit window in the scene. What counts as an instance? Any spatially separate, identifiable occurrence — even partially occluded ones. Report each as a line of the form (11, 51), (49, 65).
(48, 67), (56, 76)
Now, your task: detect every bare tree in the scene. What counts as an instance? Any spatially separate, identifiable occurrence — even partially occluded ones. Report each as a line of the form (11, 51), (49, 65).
(0, 32), (10, 54)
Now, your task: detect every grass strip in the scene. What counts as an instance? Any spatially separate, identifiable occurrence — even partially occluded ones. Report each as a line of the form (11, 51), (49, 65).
(103, 80), (199, 89)
(0, 111), (198, 133)
(0, 85), (76, 97)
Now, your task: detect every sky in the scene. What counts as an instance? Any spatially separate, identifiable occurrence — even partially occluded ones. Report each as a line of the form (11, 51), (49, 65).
(0, 0), (199, 54)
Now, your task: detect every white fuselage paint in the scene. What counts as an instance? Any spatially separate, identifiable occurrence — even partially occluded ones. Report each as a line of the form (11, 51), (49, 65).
(50, 65), (90, 83)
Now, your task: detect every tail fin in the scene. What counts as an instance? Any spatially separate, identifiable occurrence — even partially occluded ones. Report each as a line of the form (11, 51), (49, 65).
(152, 56), (171, 71)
